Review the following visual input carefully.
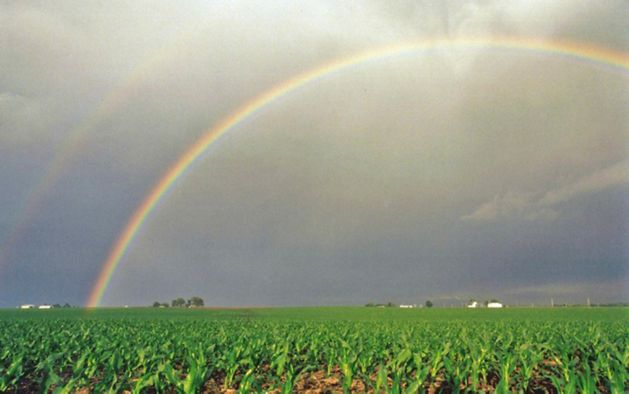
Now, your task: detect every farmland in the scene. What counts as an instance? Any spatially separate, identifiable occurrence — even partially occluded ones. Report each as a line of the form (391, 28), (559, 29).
(1, 307), (627, 393)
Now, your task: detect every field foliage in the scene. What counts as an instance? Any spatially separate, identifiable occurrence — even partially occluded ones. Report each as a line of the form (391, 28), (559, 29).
(1, 307), (627, 393)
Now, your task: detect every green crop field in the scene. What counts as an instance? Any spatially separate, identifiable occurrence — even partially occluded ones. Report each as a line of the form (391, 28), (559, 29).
(1, 307), (627, 393)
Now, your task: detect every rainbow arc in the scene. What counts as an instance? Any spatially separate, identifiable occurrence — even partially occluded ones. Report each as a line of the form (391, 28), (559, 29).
(86, 36), (629, 307)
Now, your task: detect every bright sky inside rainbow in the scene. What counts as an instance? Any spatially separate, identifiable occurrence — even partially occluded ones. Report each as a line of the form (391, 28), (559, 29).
(87, 37), (627, 307)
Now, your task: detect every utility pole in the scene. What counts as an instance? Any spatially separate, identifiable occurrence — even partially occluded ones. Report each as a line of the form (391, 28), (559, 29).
(551, 297), (554, 308)
(587, 297), (591, 307)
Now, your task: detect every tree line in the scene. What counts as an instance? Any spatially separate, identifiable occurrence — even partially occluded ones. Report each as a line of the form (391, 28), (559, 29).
(151, 297), (204, 308)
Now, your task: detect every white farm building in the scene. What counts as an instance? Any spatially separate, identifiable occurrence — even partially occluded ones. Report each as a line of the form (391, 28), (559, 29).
(19, 304), (56, 309)
(487, 302), (504, 308)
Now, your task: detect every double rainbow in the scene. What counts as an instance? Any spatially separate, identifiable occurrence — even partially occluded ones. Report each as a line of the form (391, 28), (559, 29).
(86, 36), (628, 307)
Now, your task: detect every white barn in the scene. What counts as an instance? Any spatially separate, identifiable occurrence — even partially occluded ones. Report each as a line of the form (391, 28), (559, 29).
(20, 304), (35, 309)
(38, 305), (52, 309)
(487, 302), (504, 308)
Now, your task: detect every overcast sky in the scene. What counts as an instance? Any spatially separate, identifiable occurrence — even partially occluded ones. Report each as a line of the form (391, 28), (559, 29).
(1, 1), (627, 307)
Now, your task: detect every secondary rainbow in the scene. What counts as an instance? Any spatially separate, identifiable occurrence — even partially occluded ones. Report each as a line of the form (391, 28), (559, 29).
(86, 36), (628, 307)
(0, 17), (208, 277)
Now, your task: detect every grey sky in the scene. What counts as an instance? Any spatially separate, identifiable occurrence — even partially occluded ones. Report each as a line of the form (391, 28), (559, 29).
(1, 1), (627, 307)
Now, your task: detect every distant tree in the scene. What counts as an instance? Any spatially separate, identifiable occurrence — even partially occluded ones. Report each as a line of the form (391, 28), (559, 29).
(63, 303), (71, 308)
(53, 304), (61, 308)
(386, 302), (394, 308)
(365, 303), (374, 307)
(483, 300), (490, 307)
(152, 301), (161, 307)
(172, 298), (186, 307)
(160, 303), (169, 308)
(425, 300), (433, 308)
(189, 297), (204, 307)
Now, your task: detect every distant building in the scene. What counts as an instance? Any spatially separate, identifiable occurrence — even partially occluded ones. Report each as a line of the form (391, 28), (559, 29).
(399, 304), (417, 308)
(20, 304), (35, 309)
(38, 305), (52, 309)
(487, 302), (504, 308)
(467, 301), (479, 308)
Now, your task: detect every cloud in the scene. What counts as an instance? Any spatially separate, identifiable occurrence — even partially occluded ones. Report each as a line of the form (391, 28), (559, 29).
(429, 279), (628, 305)
(462, 160), (628, 222)
(506, 279), (628, 299)
(507, 282), (584, 296)
(460, 192), (535, 221)
(539, 161), (629, 206)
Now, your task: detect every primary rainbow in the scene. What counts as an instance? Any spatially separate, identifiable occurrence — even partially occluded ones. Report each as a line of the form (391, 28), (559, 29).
(86, 36), (628, 307)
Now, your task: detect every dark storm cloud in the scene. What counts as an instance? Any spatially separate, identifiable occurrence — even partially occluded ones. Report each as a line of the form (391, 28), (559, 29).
(0, 1), (626, 307)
